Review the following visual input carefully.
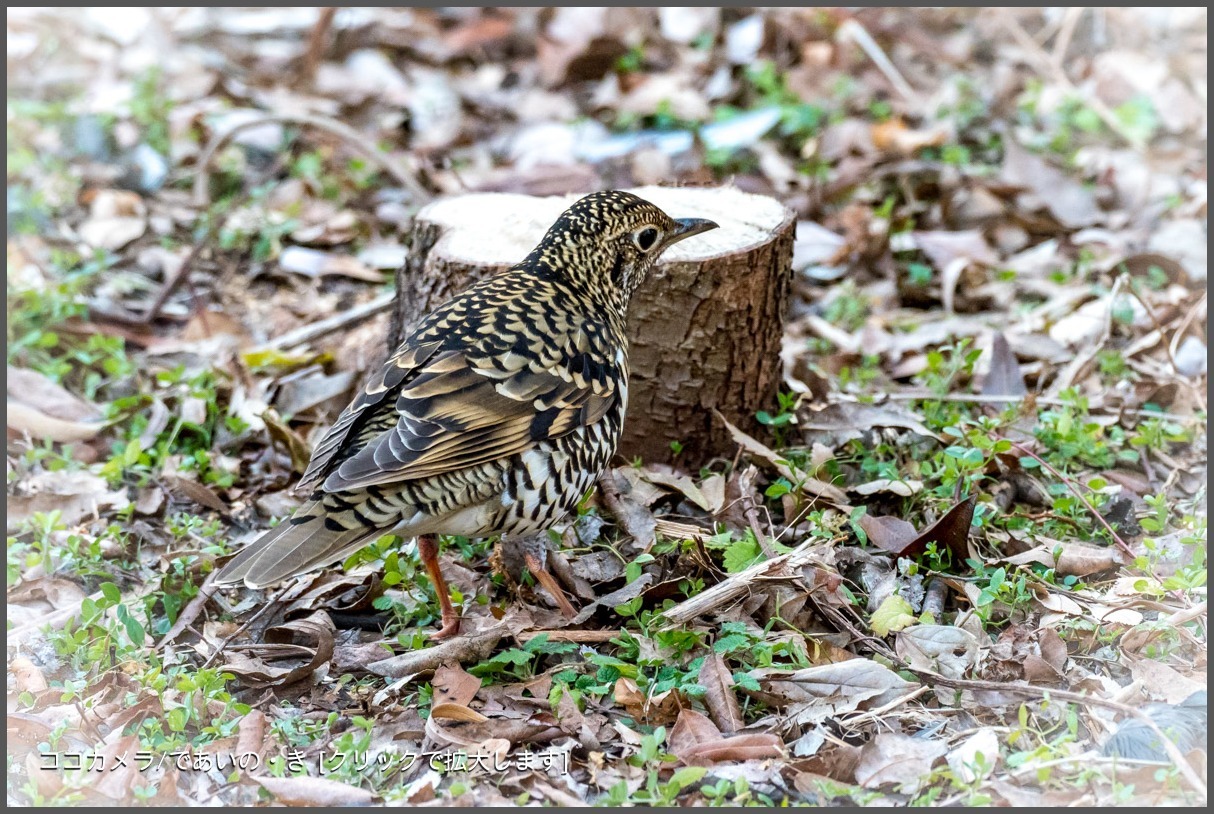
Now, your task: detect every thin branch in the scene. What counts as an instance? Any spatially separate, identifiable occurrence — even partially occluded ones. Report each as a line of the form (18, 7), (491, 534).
(192, 111), (431, 208)
(1007, 441), (1135, 560)
(251, 289), (396, 352)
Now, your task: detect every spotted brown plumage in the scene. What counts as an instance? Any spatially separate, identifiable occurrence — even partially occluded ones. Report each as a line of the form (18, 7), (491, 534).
(216, 190), (718, 638)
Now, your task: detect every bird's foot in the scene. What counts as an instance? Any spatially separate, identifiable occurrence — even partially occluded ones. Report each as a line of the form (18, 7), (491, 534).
(428, 614), (462, 642)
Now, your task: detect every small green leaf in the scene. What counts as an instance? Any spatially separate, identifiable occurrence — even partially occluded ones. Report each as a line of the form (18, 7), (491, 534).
(870, 594), (916, 636)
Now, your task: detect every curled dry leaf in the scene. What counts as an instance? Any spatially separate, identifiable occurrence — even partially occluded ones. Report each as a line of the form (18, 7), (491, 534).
(1002, 540), (1127, 576)
(221, 611), (335, 688)
(278, 246), (383, 282)
(613, 676), (681, 726)
(430, 703), (490, 723)
(698, 653), (743, 734)
(77, 189), (147, 251)
(6, 400), (104, 444)
(668, 708), (784, 767)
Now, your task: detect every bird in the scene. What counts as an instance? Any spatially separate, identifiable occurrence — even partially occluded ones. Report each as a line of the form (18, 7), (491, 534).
(1101, 691), (1207, 762)
(216, 190), (718, 639)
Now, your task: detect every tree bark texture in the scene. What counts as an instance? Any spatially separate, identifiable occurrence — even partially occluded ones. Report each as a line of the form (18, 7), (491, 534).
(390, 185), (794, 467)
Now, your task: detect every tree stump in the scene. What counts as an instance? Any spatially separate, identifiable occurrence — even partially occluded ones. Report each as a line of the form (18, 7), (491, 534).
(390, 185), (794, 467)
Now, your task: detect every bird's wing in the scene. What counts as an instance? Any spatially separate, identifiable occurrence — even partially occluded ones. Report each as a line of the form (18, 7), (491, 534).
(295, 338), (443, 493)
(315, 333), (621, 494)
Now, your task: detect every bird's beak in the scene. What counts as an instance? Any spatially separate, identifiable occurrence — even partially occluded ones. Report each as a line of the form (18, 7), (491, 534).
(666, 217), (719, 248)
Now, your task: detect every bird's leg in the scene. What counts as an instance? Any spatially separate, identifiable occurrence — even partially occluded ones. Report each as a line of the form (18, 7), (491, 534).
(417, 535), (461, 640)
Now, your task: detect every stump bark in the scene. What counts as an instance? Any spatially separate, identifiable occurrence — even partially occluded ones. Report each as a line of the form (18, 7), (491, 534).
(390, 185), (794, 467)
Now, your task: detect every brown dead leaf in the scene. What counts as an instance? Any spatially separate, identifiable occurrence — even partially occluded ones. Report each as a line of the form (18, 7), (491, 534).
(747, 658), (917, 725)
(1002, 540), (1126, 576)
(902, 495), (976, 562)
(981, 332), (1028, 398)
(668, 708), (784, 766)
(236, 708), (268, 760)
(698, 653), (743, 734)
(7, 471), (131, 532)
(639, 464), (713, 511)
(871, 119), (950, 156)
(797, 402), (943, 446)
(430, 703), (490, 723)
(9, 655), (49, 694)
(895, 625), (980, 680)
(1001, 138), (1101, 229)
(78, 189), (147, 251)
(858, 514), (919, 555)
(854, 732), (948, 790)
(221, 611), (335, 688)
(7, 366), (103, 422)
(262, 409), (312, 474)
(433, 662), (482, 709)
(92, 734), (142, 801)
(162, 474), (229, 516)
(598, 469), (658, 547)
(256, 775), (374, 806)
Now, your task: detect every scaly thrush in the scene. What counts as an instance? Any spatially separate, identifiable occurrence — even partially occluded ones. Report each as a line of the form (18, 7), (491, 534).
(216, 190), (718, 638)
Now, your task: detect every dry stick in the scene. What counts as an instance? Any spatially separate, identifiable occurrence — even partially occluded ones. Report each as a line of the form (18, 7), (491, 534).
(836, 19), (921, 108)
(1049, 6), (1085, 70)
(251, 289), (397, 352)
(200, 584), (292, 668)
(301, 7), (337, 86)
(517, 629), (622, 644)
(1007, 441), (1137, 561)
(873, 392), (1201, 424)
(998, 10), (1146, 151)
(192, 111), (431, 208)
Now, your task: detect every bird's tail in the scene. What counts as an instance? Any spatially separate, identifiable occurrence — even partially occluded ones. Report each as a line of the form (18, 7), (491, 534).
(214, 501), (384, 588)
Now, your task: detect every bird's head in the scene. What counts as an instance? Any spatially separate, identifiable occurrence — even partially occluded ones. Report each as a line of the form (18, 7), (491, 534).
(532, 190), (718, 307)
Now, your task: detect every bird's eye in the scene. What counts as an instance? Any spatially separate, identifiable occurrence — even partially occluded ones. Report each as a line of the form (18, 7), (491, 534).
(633, 227), (660, 252)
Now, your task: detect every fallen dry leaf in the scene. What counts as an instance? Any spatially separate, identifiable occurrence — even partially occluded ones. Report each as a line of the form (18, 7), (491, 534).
(854, 732), (948, 790)
(256, 775), (375, 806)
(698, 652), (743, 734)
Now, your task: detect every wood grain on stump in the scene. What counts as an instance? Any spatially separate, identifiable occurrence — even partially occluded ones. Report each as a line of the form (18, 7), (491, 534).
(390, 185), (794, 466)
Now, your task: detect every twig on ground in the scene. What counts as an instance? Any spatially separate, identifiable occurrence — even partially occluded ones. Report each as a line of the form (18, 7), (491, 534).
(998, 9), (1146, 151)
(251, 289), (397, 352)
(301, 7), (336, 86)
(192, 111), (431, 208)
(836, 19), (922, 108)
(201, 584), (291, 668)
